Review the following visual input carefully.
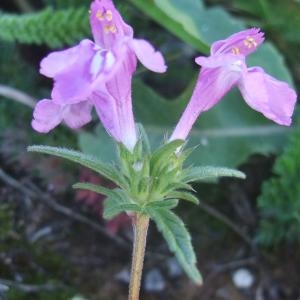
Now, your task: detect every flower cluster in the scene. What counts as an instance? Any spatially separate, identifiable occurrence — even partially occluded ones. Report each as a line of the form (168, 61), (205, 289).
(32, 1), (297, 150)
(32, 0), (166, 151)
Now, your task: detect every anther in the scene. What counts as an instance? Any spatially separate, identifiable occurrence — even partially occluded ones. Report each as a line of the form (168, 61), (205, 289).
(231, 47), (240, 55)
(104, 24), (117, 34)
(96, 10), (104, 21)
(243, 36), (258, 48)
(105, 10), (113, 21)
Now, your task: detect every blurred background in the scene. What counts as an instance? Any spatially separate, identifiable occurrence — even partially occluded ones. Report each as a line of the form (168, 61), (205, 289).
(0, 0), (299, 299)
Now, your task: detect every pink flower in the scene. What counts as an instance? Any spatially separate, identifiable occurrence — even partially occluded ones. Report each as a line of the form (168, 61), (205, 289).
(170, 28), (297, 141)
(32, 0), (166, 150)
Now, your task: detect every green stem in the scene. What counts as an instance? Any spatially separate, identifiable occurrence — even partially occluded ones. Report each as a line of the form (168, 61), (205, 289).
(128, 213), (150, 300)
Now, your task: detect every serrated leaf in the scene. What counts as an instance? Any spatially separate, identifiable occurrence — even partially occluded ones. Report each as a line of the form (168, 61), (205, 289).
(28, 145), (122, 185)
(182, 166), (246, 183)
(148, 208), (202, 284)
(0, 7), (90, 48)
(166, 191), (199, 205)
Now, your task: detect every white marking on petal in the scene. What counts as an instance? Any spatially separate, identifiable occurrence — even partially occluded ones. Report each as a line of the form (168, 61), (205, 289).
(229, 59), (244, 72)
(104, 51), (116, 71)
(90, 51), (104, 79)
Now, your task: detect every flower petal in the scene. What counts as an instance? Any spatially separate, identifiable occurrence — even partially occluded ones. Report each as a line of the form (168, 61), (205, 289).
(92, 50), (138, 151)
(170, 64), (243, 141)
(90, 0), (133, 49)
(31, 99), (62, 133)
(63, 101), (93, 129)
(130, 39), (167, 73)
(50, 40), (96, 102)
(196, 53), (245, 69)
(91, 90), (121, 142)
(40, 39), (93, 78)
(211, 28), (264, 57)
(238, 67), (297, 126)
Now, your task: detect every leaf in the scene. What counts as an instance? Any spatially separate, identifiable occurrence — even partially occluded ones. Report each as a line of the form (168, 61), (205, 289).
(27, 145), (121, 184)
(256, 118), (300, 245)
(146, 199), (179, 210)
(79, 126), (118, 163)
(150, 139), (183, 175)
(136, 123), (152, 154)
(129, 0), (209, 53)
(103, 190), (141, 219)
(182, 166), (246, 183)
(72, 182), (113, 197)
(130, 0), (244, 53)
(0, 7), (90, 48)
(147, 208), (202, 284)
(166, 191), (199, 205)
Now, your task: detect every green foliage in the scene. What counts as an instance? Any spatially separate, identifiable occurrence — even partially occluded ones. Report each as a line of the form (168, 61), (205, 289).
(0, 7), (90, 48)
(182, 166), (246, 183)
(147, 207), (202, 284)
(0, 203), (14, 238)
(27, 145), (121, 184)
(0, 41), (37, 130)
(224, 0), (300, 42)
(257, 120), (300, 246)
(129, 0), (244, 53)
(29, 127), (246, 282)
(0, 202), (74, 300)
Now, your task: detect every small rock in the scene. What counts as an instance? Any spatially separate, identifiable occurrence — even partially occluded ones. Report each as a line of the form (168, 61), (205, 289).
(232, 268), (254, 289)
(144, 268), (166, 293)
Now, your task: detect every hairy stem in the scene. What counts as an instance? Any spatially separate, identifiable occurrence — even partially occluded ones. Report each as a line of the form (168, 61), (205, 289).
(129, 213), (150, 300)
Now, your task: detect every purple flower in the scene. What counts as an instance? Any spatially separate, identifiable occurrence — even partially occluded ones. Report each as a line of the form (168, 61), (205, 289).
(32, 0), (166, 150)
(170, 28), (297, 141)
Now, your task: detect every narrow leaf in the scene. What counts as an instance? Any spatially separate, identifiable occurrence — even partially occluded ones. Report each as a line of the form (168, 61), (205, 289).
(137, 123), (151, 154)
(28, 145), (121, 184)
(166, 191), (199, 205)
(183, 166), (246, 183)
(146, 199), (179, 210)
(73, 182), (113, 197)
(150, 139), (184, 175)
(104, 200), (141, 219)
(148, 208), (202, 284)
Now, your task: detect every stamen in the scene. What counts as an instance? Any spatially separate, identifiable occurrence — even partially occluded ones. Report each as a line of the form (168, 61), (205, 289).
(96, 10), (104, 21)
(243, 36), (258, 48)
(104, 24), (117, 34)
(104, 25), (110, 34)
(105, 10), (113, 21)
(108, 24), (117, 33)
(231, 47), (240, 55)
